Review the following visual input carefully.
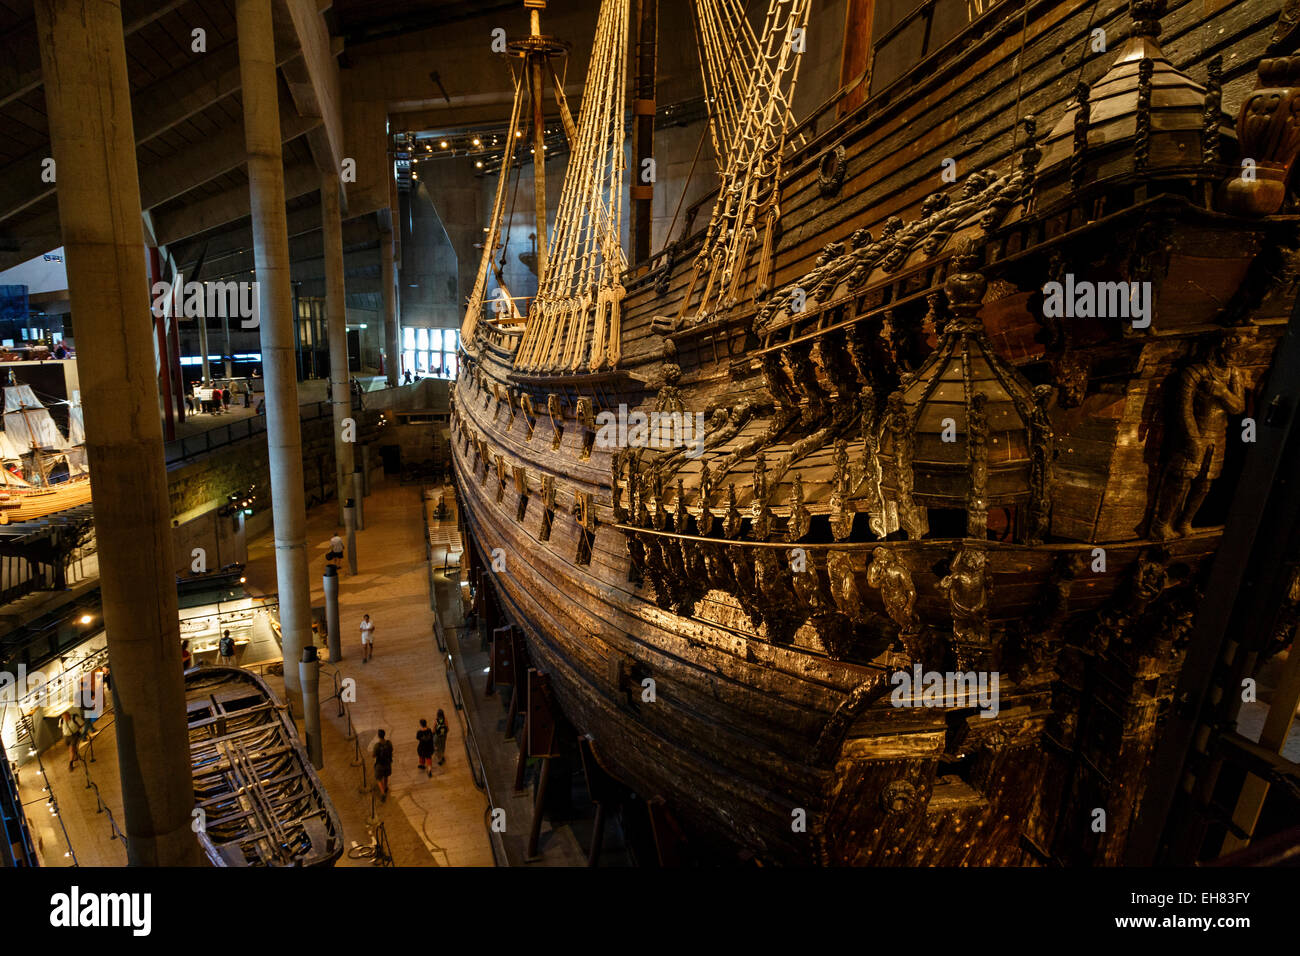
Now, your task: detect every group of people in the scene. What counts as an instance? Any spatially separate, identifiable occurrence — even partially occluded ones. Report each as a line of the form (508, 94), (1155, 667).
(179, 630), (238, 671)
(188, 380), (241, 415)
(370, 713), (449, 801)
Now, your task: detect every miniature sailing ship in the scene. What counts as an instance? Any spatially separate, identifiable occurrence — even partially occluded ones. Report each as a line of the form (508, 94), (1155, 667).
(185, 667), (343, 867)
(0, 385), (91, 524)
(452, 0), (1298, 865)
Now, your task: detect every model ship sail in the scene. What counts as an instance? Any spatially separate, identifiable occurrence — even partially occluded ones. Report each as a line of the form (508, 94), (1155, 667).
(0, 383), (92, 522)
(5, 384), (70, 455)
(451, 0), (1299, 865)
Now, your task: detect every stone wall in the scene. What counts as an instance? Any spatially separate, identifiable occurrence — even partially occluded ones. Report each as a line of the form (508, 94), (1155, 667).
(166, 411), (385, 577)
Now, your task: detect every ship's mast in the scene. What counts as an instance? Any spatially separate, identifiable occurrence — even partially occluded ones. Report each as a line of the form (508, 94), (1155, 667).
(527, 0), (550, 279)
(631, 0), (657, 266)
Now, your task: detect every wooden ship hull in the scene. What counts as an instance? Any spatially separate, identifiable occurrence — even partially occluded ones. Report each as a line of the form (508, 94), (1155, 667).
(452, 0), (1299, 864)
(184, 667), (343, 867)
(0, 478), (92, 524)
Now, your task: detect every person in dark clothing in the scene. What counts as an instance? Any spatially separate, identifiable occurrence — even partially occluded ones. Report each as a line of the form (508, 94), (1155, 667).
(432, 710), (449, 766)
(416, 719), (435, 777)
(372, 729), (393, 800)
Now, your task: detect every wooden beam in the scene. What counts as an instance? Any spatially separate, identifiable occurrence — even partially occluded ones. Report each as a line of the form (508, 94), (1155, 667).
(274, 0), (345, 176)
(152, 163), (322, 247)
(0, 0), (192, 111)
(140, 93), (320, 212)
(171, 210), (377, 275)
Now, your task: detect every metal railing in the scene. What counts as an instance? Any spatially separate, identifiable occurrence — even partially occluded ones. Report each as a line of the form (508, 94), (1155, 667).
(20, 714), (77, 866)
(75, 709), (128, 859)
(319, 661), (368, 795)
(164, 395), (363, 466)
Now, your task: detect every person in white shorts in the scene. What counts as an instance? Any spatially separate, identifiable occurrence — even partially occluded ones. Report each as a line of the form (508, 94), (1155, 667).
(360, 613), (375, 663)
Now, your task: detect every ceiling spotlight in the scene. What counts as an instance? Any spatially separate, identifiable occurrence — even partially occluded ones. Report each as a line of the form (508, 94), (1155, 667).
(440, 140), (448, 148)
(472, 137), (481, 146)
(515, 130), (522, 138)
(79, 614), (92, 625)
(239, 576), (247, 584)
(475, 160), (484, 169)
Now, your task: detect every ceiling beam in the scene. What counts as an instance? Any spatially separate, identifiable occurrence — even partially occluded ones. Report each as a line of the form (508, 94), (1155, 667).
(141, 91), (319, 212)
(153, 163), (322, 247)
(0, 0), (192, 111)
(273, 0), (345, 179)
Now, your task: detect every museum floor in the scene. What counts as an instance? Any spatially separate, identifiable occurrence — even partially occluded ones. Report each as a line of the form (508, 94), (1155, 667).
(16, 476), (499, 866)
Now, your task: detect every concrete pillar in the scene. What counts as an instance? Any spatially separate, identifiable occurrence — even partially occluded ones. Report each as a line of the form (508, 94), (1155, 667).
(322, 172), (355, 525)
(323, 565), (342, 662)
(35, 0), (200, 867)
(353, 466), (366, 530)
(344, 499), (358, 574)
(197, 310), (211, 382)
(382, 232), (399, 387)
(236, 0), (311, 711)
(299, 646), (322, 769)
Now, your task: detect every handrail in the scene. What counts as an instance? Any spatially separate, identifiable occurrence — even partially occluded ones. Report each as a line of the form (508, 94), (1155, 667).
(163, 395), (364, 466)
(76, 709), (129, 858)
(22, 714), (78, 866)
(425, 521), (506, 866)
(318, 660), (368, 794)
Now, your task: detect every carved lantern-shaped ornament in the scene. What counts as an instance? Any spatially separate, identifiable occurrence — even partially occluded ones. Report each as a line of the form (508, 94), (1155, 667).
(877, 243), (1037, 541)
(1034, 1), (1223, 208)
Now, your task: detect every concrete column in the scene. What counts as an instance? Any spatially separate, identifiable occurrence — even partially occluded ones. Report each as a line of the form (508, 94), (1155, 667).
(382, 232), (399, 386)
(35, 0), (199, 867)
(237, 0), (311, 711)
(344, 499), (358, 574)
(299, 647), (322, 769)
(197, 312), (211, 382)
(322, 172), (355, 525)
(323, 565), (341, 662)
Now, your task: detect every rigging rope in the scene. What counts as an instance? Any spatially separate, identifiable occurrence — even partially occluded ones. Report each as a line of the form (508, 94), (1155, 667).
(515, 0), (630, 374)
(681, 0), (810, 324)
(461, 64), (527, 348)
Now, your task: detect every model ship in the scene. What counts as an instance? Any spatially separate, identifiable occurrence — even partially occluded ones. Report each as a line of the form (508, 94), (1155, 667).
(451, 0), (1298, 864)
(0, 384), (91, 524)
(185, 667), (343, 867)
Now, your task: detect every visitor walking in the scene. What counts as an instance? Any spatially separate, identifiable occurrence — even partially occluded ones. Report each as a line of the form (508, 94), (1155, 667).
(326, 530), (344, 568)
(359, 613), (375, 663)
(432, 709), (449, 766)
(416, 719), (435, 777)
(58, 709), (84, 771)
(372, 729), (393, 801)
(219, 629), (236, 666)
(181, 639), (192, 671)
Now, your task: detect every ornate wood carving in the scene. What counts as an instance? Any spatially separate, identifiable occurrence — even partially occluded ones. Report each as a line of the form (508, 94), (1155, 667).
(939, 547), (990, 670)
(1150, 329), (1253, 539)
